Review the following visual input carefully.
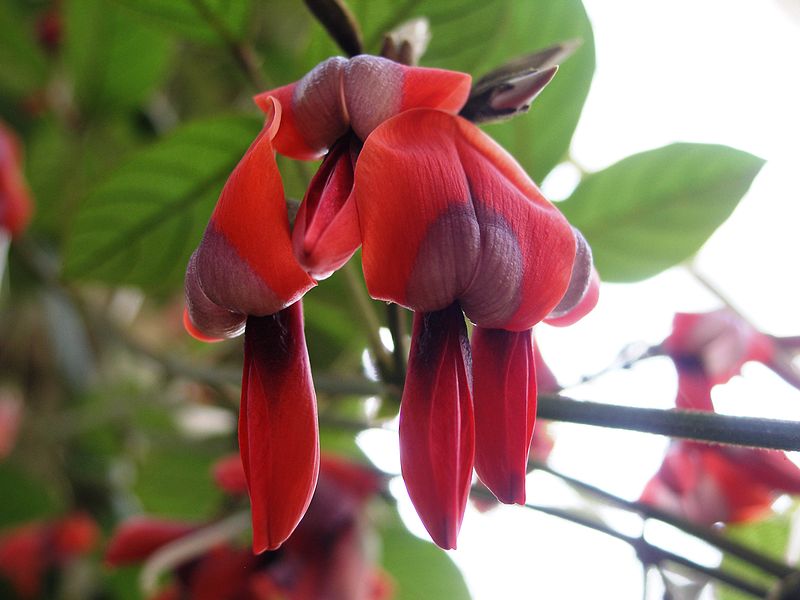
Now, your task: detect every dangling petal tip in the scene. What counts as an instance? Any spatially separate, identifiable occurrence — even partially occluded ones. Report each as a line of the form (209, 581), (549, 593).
(183, 308), (224, 343)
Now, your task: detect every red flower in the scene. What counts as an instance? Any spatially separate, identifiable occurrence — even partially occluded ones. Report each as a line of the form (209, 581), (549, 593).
(212, 453), (249, 496)
(106, 456), (392, 600)
(0, 513), (99, 599)
(355, 106), (596, 545)
(641, 441), (800, 525)
(105, 517), (197, 566)
(642, 309), (800, 524)
(662, 309), (799, 409)
(184, 54), (595, 550)
(0, 121), (34, 238)
(0, 391), (22, 460)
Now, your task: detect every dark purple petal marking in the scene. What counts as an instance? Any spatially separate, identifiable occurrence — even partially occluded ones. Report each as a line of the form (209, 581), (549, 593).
(405, 201), (523, 328)
(547, 226), (593, 319)
(461, 203), (523, 327)
(184, 251), (246, 338)
(195, 226), (285, 317)
(344, 56), (402, 140)
(293, 57), (349, 152)
(405, 204), (480, 314)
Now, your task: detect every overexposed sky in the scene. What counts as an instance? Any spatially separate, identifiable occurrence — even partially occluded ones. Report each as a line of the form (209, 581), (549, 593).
(362, 2), (800, 598)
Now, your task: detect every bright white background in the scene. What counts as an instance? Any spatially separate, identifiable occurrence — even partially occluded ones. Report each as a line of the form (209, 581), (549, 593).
(361, 1), (800, 598)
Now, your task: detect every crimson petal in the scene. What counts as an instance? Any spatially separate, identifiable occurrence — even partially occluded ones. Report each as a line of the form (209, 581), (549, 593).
(191, 98), (314, 323)
(104, 518), (196, 566)
(240, 302), (320, 552)
(0, 121), (34, 237)
(473, 327), (536, 504)
(292, 136), (360, 279)
(356, 109), (575, 331)
(399, 304), (474, 549)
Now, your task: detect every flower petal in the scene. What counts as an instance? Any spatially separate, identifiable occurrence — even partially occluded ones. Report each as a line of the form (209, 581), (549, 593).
(105, 518), (196, 566)
(255, 57), (470, 157)
(0, 121), (34, 237)
(399, 304), (474, 549)
(664, 310), (775, 386)
(344, 56), (471, 140)
(356, 109), (575, 330)
(193, 98), (315, 318)
(211, 454), (248, 496)
(184, 251), (246, 341)
(239, 303), (320, 552)
(545, 228), (599, 326)
(473, 327), (536, 504)
(188, 546), (257, 600)
(255, 57), (349, 160)
(675, 371), (714, 411)
(721, 446), (800, 494)
(0, 523), (46, 599)
(292, 136), (360, 279)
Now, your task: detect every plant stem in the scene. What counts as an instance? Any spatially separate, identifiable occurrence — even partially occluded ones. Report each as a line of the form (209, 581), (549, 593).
(140, 511), (251, 596)
(471, 485), (767, 597)
(386, 303), (408, 383)
(532, 461), (795, 578)
(685, 261), (751, 324)
(188, 0), (269, 90)
(342, 260), (395, 382)
(537, 395), (800, 451)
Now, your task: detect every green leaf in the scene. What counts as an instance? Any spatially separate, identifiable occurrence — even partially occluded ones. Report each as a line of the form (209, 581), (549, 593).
(111, 0), (252, 42)
(0, 464), (62, 528)
(65, 0), (174, 115)
(558, 143), (765, 282)
(0, 3), (48, 100)
(133, 441), (225, 520)
(381, 509), (472, 600)
(63, 115), (262, 292)
(304, 264), (370, 369)
(718, 511), (793, 600)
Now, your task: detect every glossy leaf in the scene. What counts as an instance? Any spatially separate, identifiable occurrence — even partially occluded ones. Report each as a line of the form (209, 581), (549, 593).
(381, 510), (472, 600)
(111, 0), (252, 42)
(65, 0), (173, 115)
(718, 511), (794, 600)
(64, 115), (262, 292)
(559, 143), (765, 282)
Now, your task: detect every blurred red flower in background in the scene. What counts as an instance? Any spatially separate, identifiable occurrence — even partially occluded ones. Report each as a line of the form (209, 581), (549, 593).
(642, 309), (800, 524)
(0, 121), (34, 238)
(641, 441), (800, 525)
(106, 454), (392, 600)
(0, 513), (99, 599)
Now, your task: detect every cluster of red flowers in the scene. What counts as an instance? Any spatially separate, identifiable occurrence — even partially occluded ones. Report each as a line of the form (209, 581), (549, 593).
(641, 309), (800, 525)
(106, 454), (392, 600)
(183, 55), (598, 550)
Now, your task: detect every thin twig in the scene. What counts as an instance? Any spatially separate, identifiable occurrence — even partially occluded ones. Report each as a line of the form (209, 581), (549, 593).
(531, 461), (795, 578)
(342, 260), (394, 380)
(386, 303), (408, 383)
(471, 484), (767, 597)
(537, 395), (800, 451)
(140, 511), (250, 595)
(685, 261), (751, 325)
(188, 0), (269, 90)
